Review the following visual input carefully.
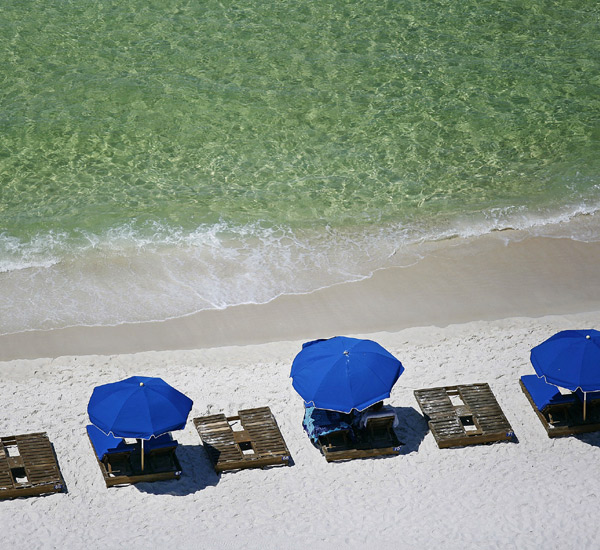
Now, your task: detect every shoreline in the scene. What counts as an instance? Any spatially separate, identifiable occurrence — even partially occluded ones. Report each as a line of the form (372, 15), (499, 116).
(2, 233), (600, 361)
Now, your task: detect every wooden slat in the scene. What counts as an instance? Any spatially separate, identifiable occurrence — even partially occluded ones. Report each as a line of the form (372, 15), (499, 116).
(194, 407), (291, 472)
(413, 388), (455, 419)
(194, 414), (245, 467)
(238, 407), (290, 457)
(0, 455), (14, 491)
(414, 384), (515, 449)
(17, 434), (62, 486)
(459, 385), (513, 436)
(0, 433), (64, 499)
(430, 417), (465, 438)
(322, 445), (400, 462)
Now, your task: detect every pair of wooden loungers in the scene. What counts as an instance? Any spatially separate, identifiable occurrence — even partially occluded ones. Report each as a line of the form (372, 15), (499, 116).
(302, 407), (403, 462)
(519, 375), (600, 438)
(416, 378), (600, 445)
(3, 378), (597, 498)
(414, 383), (515, 449)
(0, 433), (64, 500)
(86, 424), (183, 487)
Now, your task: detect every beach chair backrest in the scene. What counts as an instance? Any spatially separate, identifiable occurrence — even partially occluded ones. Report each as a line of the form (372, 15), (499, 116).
(366, 415), (394, 436)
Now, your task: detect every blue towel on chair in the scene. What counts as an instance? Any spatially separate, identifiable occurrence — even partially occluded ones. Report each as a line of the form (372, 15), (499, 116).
(143, 433), (178, 452)
(303, 406), (354, 443)
(521, 375), (576, 411)
(87, 424), (136, 461)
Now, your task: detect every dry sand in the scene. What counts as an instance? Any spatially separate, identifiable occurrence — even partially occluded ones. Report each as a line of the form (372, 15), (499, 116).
(1, 234), (600, 549)
(2, 318), (600, 549)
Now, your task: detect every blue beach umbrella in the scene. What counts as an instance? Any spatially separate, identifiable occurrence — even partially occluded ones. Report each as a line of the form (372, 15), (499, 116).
(530, 329), (600, 420)
(88, 376), (193, 469)
(290, 336), (404, 413)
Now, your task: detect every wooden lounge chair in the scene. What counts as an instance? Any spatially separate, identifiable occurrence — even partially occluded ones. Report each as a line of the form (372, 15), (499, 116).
(365, 415), (398, 446)
(414, 383), (515, 449)
(194, 406), (291, 473)
(304, 406), (402, 462)
(321, 418), (402, 462)
(317, 428), (355, 461)
(519, 375), (600, 438)
(0, 432), (64, 500)
(86, 425), (182, 487)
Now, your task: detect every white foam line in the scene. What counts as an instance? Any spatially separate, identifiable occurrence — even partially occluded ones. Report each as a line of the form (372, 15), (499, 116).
(1, 204), (600, 335)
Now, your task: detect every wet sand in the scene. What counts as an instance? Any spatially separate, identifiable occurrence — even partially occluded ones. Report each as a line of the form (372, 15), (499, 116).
(2, 233), (600, 360)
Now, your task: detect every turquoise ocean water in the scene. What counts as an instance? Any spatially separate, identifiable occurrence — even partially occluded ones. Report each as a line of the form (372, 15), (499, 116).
(1, 0), (599, 334)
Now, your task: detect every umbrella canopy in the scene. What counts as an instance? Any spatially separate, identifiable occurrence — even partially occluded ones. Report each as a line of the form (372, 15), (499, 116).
(88, 376), (193, 439)
(530, 330), (600, 392)
(290, 336), (404, 413)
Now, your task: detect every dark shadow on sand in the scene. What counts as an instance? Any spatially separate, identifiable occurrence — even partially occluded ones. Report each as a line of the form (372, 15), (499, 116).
(391, 406), (429, 455)
(134, 443), (219, 496)
(574, 430), (600, 448)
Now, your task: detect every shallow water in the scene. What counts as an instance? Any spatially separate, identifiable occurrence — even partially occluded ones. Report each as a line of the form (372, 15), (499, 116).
(1, 0), (599, 333)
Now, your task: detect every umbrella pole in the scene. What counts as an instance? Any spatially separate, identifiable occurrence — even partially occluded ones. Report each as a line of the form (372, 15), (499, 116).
(584, 392), (587, 422)
(141, 439), (145, 471)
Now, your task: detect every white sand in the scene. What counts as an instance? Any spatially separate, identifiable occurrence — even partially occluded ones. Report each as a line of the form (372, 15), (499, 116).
(2, 311), (600, 549)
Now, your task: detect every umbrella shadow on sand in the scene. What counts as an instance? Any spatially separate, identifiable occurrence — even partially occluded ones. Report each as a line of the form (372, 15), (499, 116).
(574, 431), (600, 448)
(390, 406), (429, 455)
(134, 443), (219, 496)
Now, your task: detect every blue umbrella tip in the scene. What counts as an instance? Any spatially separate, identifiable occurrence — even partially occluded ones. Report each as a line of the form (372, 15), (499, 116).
(586, 335), (591, 339)
(140, 382), (145, 386)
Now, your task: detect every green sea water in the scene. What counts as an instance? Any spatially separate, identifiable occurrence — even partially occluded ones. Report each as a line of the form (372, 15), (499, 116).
(1, 0), (599, 332)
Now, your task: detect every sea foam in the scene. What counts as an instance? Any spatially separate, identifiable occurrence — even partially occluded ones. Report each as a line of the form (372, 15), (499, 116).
(1, 202), (600, 335)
